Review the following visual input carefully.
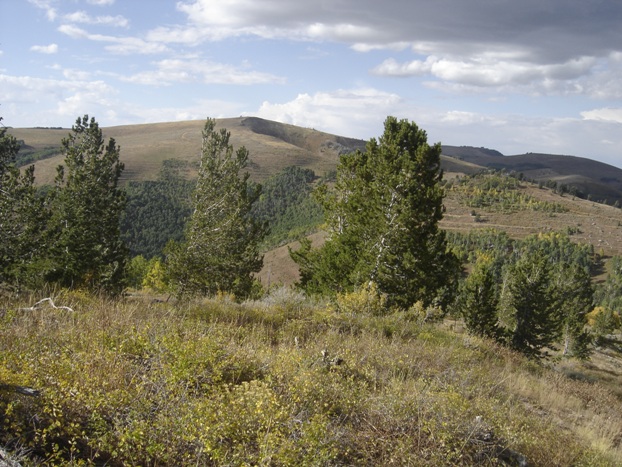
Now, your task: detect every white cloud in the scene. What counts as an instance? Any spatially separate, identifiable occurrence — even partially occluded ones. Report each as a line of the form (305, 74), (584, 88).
(58, 25), (169, 54)
(170, 0), (622, 99)
(0, 73), (118, 126)
(121, 58), (286, 86)
(87, 0), (115, 5)
(64, 11), (129, 28)
(581, 108), (622, 124)
(256, 88), (402, 138)
(372, 55), (597, 91)
(174, 0), (622, 59)
(30, 43), (59, 54)
(28, 0), (57, 21)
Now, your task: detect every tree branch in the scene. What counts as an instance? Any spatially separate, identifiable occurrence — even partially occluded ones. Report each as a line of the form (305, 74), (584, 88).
(19, 298), (74, 312)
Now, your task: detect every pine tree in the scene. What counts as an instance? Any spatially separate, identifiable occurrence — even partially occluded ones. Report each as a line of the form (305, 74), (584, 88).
(552, 263), (593, 359)
(292, 116), (458, 308)
(166, 118), (266, 298)
(504, 253), (562, 359)
(48, 115), (128, 294)
(0, 117), (49, 288)
(457, 254), (501, 340)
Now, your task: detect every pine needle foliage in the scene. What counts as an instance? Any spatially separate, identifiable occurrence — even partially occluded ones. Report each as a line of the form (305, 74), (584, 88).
(293, 116), (459, 309)
(0, 117), (49, 288)
(166, 118), (266, 299)
(47, 115), (128, 294)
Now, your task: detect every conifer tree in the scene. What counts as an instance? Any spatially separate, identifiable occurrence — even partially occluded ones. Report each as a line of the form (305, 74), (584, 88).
(552, 262), (593, 359)
(166, 118), (266, 298)
(0, 117), (48, 288)
(504, 253), (562, 359)
(293, 116), (458, 308)
(48, 115), (128, 294)
(457, 254), (501, 340)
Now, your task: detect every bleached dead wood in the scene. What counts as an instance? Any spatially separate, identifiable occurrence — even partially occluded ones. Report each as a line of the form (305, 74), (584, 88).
(19, 298), (74, 312)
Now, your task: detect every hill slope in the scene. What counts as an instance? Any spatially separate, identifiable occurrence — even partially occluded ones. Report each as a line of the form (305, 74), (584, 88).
(442, 145), (622, 204)
(8, 117), (366, 185)
(10, 119), (621, 205)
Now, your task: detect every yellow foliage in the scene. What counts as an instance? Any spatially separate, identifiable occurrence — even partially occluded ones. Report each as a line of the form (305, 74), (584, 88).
(587, 306), (621, 328)
(142, 259), (167, 292)
(335, 282), (388, 315)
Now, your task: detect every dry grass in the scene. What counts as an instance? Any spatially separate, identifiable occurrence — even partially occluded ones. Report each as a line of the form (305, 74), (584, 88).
(9, 117), (357, 185)
(0, 290), (621, 465)
(442, 176), (622, 258)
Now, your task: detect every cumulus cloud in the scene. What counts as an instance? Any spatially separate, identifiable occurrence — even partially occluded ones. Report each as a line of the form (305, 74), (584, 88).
(175, 0), (622, 59)
(0, 73), (118, 125)
(87, 0), (115, 5)
(171, 0), (622, 98)
(372, 55), (599, 94)
(255, 88), (402, 138)
(30, 43), (59, 54)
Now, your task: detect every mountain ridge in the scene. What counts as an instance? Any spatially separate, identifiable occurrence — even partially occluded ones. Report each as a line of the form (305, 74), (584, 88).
(8, 116), (622, 203)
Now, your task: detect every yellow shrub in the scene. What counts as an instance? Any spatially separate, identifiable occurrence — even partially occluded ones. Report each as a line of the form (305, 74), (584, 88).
(335, 282), (388, 315)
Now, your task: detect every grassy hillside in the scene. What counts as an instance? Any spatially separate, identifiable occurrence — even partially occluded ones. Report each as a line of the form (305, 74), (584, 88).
(8, 117), (366, 185)
(0, 291), (621, 465)
(11, 117), (621, 203)
(5, 119), (622, 465)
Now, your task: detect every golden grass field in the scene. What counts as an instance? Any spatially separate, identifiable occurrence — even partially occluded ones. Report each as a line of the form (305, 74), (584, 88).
(9, 117), (363, 185)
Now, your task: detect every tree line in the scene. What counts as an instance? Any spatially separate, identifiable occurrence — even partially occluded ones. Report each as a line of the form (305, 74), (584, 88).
(2, 114), (621, 360)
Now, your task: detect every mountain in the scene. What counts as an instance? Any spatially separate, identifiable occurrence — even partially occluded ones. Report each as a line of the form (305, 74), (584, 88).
(8, 117), (366, 185)
(10, 117), (621, 203)
(442, 145), (622, 204)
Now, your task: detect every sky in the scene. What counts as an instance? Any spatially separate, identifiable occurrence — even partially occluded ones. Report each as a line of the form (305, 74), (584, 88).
(1, 0), (622, 168)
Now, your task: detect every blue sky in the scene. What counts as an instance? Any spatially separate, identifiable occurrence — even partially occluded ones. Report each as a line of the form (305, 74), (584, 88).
(2, 0), (622, 168)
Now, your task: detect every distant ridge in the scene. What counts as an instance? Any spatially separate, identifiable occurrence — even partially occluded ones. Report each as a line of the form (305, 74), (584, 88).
(442, 145), (622, 204)
(8, 118), (622, 203)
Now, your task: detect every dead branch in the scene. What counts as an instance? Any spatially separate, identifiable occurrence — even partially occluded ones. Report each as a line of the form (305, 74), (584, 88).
(19, 298), (74, 312)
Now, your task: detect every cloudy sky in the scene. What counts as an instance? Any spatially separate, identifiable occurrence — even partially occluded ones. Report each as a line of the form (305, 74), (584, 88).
(2, 0), (622, 167)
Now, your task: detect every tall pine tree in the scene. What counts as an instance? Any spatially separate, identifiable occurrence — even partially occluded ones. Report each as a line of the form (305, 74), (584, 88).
(48, 115), (128, 294)
(292, 116), (458, 308)
(166, 118), (266, 298)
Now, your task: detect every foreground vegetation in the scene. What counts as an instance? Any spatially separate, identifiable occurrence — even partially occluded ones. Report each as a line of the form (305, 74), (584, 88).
(4, 115), (622, 465)
(1, 290), (621, 466)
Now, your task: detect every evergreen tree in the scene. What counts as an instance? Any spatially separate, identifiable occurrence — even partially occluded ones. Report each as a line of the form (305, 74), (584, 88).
(0, 117), (49, 288)
(48, 115), (128, 294)
(166, 118), (266, 298)
(552, 263), (593, 359)
(457, 254), (501, 340)
(595, 255), (622, 312)
(504, 253), (562, 359)
(292, 116), (458, 308)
